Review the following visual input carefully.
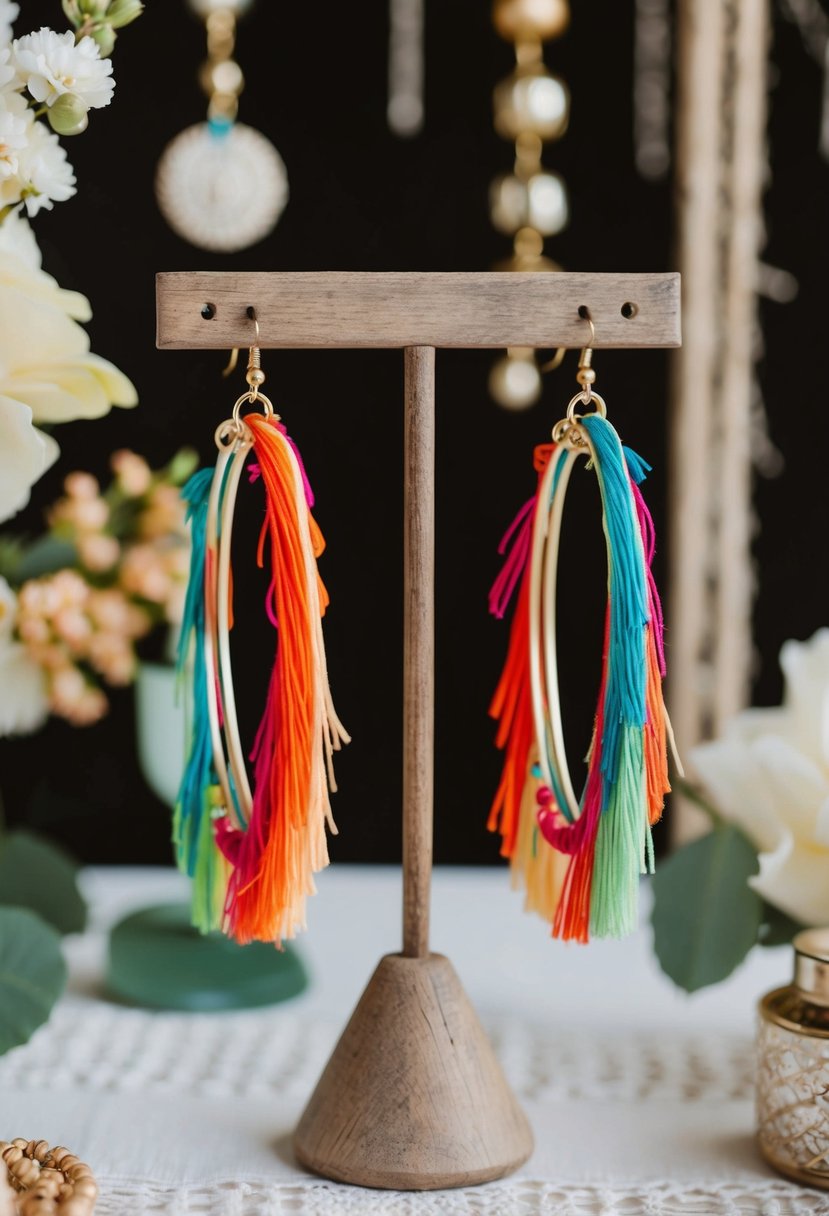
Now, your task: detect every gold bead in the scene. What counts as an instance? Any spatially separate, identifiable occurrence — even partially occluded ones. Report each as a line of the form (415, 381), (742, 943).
(493, 65), (569, 141)
(489, 349), (542, 410)
(246, 367), (266, 388)
(31, 1142), (49, 1163)
(493, 0), (569, 42)
(490, 171), (568, 236)
(199, 57), (245, 99)
(3, 1147), (22, 1166)
(577, 367), (596, 386)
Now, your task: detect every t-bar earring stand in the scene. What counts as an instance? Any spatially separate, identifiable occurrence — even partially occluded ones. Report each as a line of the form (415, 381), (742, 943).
(156, 270), (681, 1191)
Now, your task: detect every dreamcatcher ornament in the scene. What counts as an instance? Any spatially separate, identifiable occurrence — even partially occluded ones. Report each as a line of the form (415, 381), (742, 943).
(175, 324), (349, 944)
(488, 317), (681, 942)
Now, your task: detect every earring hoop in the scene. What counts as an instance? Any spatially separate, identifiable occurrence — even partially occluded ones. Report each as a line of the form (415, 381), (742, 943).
(488, 332), (680, 943)
(175, 342), (350, 943)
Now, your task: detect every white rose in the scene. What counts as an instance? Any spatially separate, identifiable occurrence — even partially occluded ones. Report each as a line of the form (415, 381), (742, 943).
(0, 256), (136, 424)
(0, 393), (58, 523)
(691, 629), (829, 927)
(12, 29), (114, 111)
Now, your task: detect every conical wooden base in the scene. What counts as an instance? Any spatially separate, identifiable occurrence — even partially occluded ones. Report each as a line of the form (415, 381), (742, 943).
(293, 953), (534, 1190)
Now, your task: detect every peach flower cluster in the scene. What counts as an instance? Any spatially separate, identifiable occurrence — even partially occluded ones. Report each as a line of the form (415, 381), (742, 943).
(3, 445), (196, 730)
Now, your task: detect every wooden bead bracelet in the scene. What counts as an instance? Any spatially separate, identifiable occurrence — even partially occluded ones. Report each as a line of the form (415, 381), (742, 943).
(0, 1140), (97, 1215)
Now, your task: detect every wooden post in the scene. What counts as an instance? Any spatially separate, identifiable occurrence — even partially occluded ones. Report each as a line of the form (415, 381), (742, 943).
(402, 346), (435, 958)
(155, 270), (681, 1191)
(670, 0), (769, 842)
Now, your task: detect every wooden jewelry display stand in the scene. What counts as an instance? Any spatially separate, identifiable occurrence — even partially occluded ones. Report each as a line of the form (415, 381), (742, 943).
(156, 271), (681, 1191)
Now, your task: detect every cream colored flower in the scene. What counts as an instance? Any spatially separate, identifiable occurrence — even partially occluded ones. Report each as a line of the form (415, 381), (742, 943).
(0, 394), (58, 523)
(0, 637), (48, 736)
(0, 246), (136, 422)
(692, 630), (829, 927)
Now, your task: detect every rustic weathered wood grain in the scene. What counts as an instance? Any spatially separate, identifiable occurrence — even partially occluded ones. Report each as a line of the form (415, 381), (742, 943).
(293, 953), (534, 1189)
(156, 271), (680, 349)
(402, 347), (435, 960)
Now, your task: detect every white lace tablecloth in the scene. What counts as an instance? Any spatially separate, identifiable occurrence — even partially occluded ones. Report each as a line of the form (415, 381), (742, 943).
(0, 865), (825, 1215)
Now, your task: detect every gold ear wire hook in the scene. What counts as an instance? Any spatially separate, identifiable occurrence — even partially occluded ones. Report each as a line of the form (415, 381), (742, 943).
(245, 307), (266, 400)
(574, 309), (597, 403)
(221, 309), (262, 381)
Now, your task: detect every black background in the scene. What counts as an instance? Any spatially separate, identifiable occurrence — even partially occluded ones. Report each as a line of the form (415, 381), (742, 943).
(1, 0), (827, 866)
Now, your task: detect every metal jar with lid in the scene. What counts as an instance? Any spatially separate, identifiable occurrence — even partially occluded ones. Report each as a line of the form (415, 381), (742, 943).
(758, 928), (829, 1186)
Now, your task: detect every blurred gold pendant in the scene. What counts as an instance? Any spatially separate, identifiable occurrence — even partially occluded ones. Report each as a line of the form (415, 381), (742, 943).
(156, 120), (288, 253)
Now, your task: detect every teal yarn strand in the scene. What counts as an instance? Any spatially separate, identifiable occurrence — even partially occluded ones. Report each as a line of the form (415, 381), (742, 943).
(580, 415), (651, 938)
(174, 467), (224, 933)
(581, 415), (649, 780)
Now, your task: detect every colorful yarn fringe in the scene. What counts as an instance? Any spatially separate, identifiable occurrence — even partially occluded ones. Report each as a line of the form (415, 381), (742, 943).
(176, 415), (349, 944)
(488, 412), (672, 943)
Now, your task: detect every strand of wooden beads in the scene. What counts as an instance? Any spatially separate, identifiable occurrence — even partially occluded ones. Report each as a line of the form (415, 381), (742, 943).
(0, 1141), (97, 1215)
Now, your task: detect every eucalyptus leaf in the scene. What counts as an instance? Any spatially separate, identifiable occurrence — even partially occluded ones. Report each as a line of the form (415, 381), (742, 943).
(0, 908), (66, 1055)
(651, 825), (762, 992)
(13, 536), (77, 583)
(0, 831), (87, 935)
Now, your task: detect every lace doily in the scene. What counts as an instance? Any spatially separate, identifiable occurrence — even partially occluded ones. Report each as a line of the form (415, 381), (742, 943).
(92, 1179), (829, 1216)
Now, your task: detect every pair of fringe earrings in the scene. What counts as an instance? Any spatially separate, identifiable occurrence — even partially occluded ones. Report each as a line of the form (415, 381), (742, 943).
(176, 318), (675, 947)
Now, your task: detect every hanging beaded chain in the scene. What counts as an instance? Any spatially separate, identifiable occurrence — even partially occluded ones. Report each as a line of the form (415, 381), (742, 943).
(0, 1140), (97, 1215)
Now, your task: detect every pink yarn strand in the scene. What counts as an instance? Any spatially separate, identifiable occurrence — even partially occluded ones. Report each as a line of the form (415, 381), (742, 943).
(489, 496), (536, 620)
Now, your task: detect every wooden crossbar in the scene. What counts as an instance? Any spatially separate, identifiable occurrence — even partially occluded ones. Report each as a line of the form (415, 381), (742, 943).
(156, 271), (681, 350)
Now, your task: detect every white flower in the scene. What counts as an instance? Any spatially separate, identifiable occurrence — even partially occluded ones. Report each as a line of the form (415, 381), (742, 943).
(0, 3), (18, 47)
(0, 95), (27, 181)
(16, 114), (76, 215)
(0, 270), (136, 422)
(0, 45), (15, 92)
(692, 630), (829, 927)
(0, 393), (59, 523)
(0, 94), (77, 216)
(0, 209), (90, 318)
(13, 29), (114, 110)
(0, 636), (49, 736)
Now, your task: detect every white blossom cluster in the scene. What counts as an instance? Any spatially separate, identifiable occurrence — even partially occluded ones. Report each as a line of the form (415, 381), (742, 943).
(0, 2), (141, 571)
(0, 11), (118, 218)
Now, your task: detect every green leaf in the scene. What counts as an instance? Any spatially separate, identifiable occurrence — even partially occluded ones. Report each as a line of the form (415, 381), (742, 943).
(760, 902), (804, 947)
(13, 536), (77, 583)
(0, 908), (66, 1055)
(0, 536), (26, 583)
(651, 825), (763, 992)
(0, 831), (87, 935)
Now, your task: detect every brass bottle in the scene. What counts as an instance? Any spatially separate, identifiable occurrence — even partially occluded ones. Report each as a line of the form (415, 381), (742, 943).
(758, 929), (829, 1187)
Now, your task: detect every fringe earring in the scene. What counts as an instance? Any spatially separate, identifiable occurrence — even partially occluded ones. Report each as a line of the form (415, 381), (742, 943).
(488, 318), (680, 943)
(175, 323), (350, 945)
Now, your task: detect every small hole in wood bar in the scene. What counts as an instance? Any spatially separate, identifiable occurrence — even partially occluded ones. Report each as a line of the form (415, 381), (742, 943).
(577, 304), (591, 319)
(201, 303), (216, 320)
(621, 301), (638, 319)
